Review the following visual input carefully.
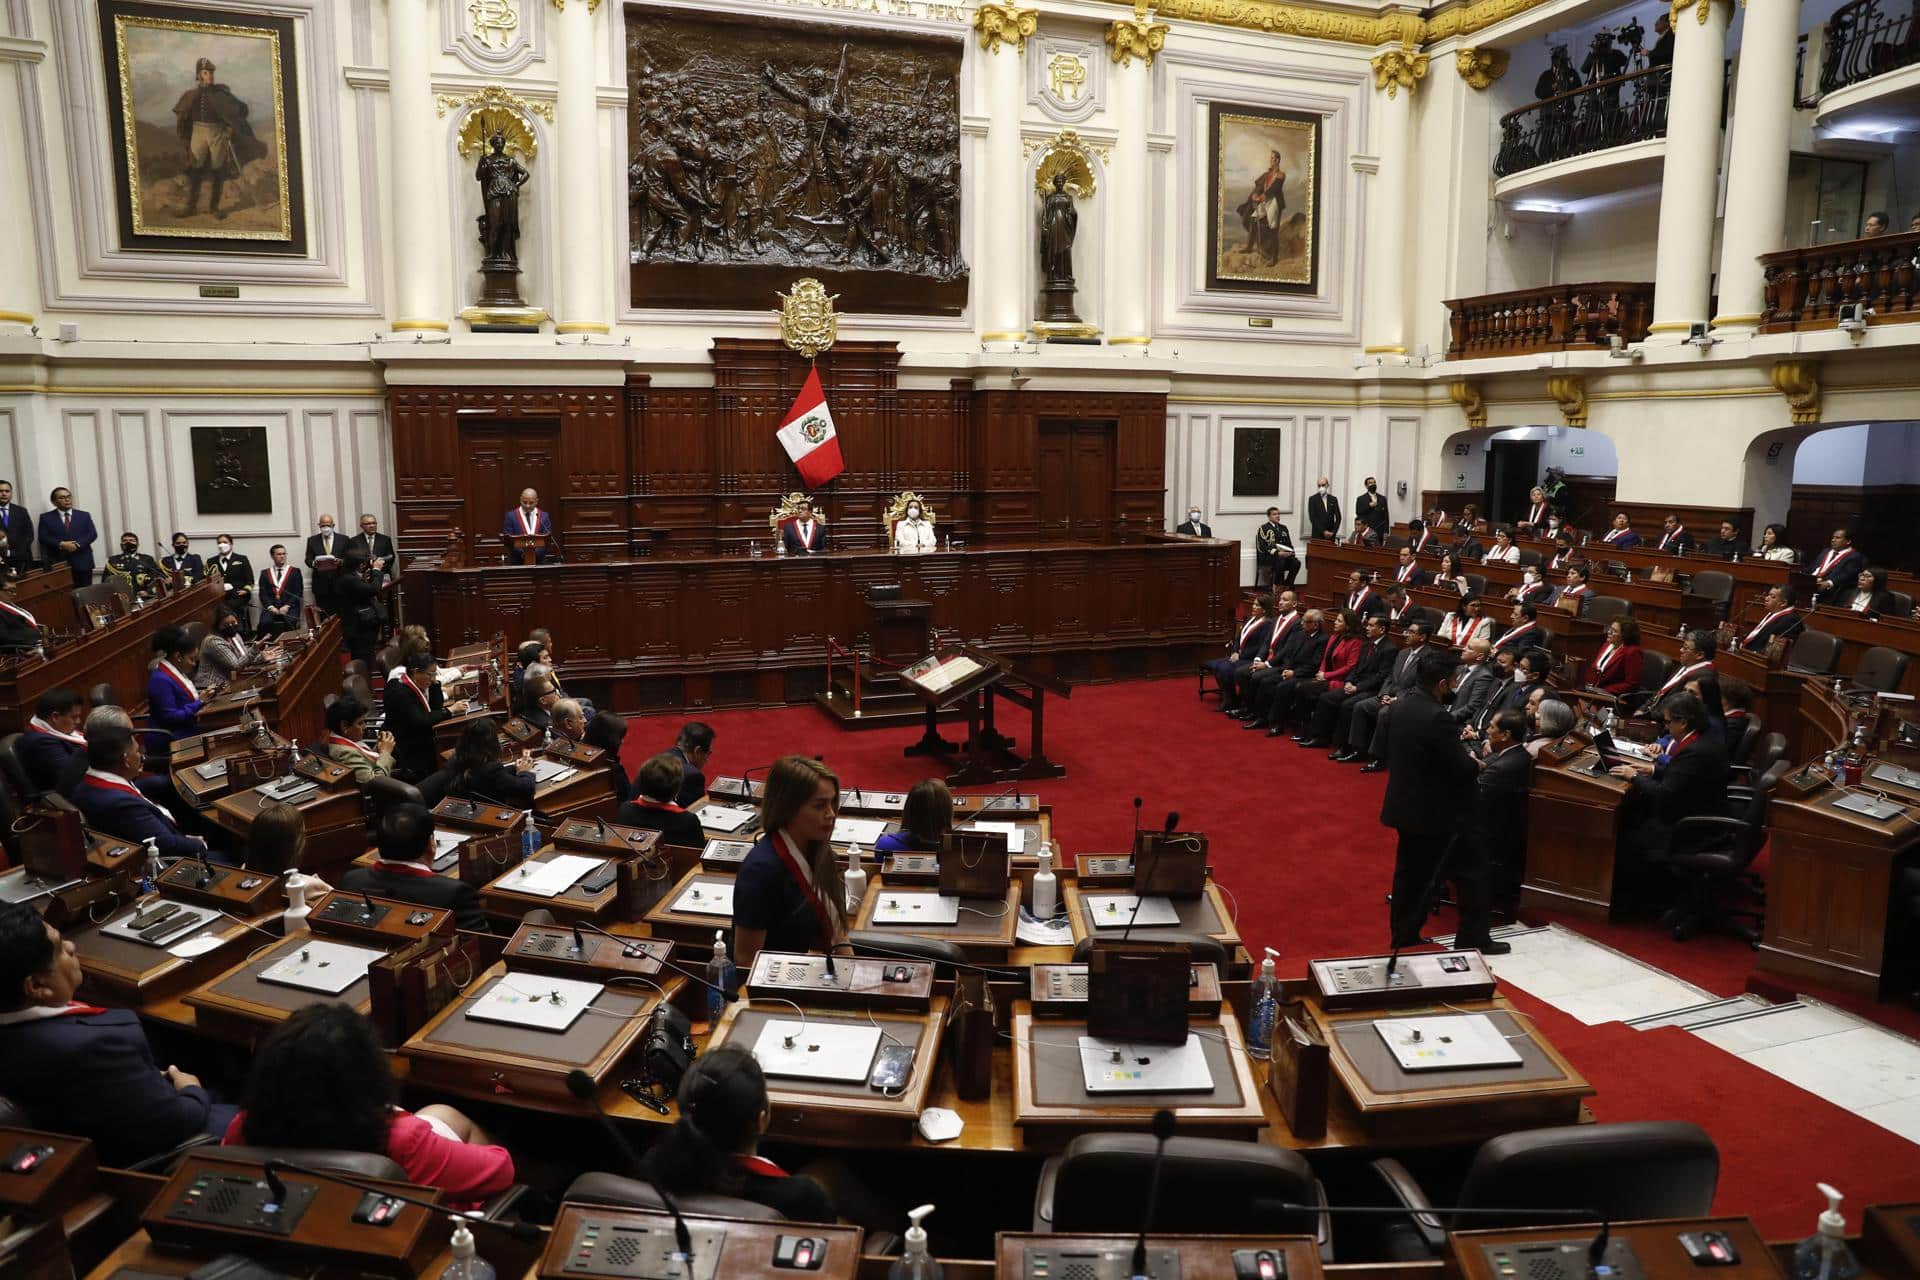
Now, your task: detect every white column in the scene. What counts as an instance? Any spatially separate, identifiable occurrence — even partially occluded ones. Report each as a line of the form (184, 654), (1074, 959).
(553, 0), (607, 334)
(1363, 48), (1426, 354)
(1104, 8), (1166, 347)
(1712, 0), (1799, 334)
(0, 52), (38, 332)
(973, 6), (1034, 344)
(1648, 0), (1732, 340)
(386, 0), (450, 332)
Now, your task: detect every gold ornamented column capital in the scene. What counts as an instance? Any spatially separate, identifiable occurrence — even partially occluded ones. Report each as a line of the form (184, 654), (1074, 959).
(1371, 46), (1430, 99)
(1106, 1), (1169, 67)
(1547, 374), (1588, 427)
(1670, 0), (1731, 25)
(1770, 360), (1821, 424)
(1454, 47), (1509, 89)
(550, 0), (602, 12)
(1448, 379), (1488, 428)
(973, 3), (1039, 54)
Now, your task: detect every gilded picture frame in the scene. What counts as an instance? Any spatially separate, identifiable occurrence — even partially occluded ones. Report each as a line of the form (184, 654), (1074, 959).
(98, 1), (307, 256)
(1205, 103), (1321, 295)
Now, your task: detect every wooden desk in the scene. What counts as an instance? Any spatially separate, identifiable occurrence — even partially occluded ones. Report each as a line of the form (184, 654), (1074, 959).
(400, 540), (1237, 711)
(1063, 881), (1244, 960)
(478, 844), (623, 924)
(853, 877), (1022, 962)
(1524, 751), (1633, 920)
(0, 579), (223, 731)
(206, 775), (366, 881)
(642, 867), (739, 947)
(67, 893), (269, 1007)
(12, 567), (79, 631)
(1453, 1219), (1779, 1280)
(998, 1234), (1322, 1280)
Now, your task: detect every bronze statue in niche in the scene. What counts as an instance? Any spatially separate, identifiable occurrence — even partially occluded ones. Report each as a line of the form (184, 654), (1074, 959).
(625, 6), (967, 314)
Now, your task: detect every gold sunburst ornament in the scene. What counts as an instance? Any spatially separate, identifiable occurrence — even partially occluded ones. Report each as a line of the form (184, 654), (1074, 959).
(778, 278), (839, 360)
(438, 84), (550, 160)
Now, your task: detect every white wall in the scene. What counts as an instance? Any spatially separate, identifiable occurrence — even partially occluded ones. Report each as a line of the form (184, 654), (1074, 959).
(1556, 187), (1662, 282)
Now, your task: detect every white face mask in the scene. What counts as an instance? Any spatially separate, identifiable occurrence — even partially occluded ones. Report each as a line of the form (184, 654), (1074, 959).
(907, 507), (920, 519)
(217, 542), (232, 554)
(1188, 511), (1201, 522)
(1317, 485), (1329, 495)
(1523, 571), (1536, 583)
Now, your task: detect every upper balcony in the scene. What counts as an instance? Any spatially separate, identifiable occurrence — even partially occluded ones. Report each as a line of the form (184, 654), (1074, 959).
(1493, 65), (1673, 205)
(1813, 0), (1920, 131)
(1760, 230), (1920, 331)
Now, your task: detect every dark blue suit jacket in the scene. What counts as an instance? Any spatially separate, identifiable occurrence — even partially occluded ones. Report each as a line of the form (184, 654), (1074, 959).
(0, 503), (34, 571)
(0, 1006), (224, 1165)
(256, 565), (304, 624)
(146, 668), (204, 739)
(74, 774), (204, 858)
(18, 728), (82, 795)
(1599, 528), (1641, 549)
(37, 508), (97, 584)
(502, 508), (556, 562)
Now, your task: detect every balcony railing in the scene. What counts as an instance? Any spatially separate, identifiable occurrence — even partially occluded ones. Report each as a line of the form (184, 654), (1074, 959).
(1443, 282), (1655, 359)
(1819, 0), (1920, 95)
(1494, 65), (1672, 179)
(1760, 231), (1920, 332)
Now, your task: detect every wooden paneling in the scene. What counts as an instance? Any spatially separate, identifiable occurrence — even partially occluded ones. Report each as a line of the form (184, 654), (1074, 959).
(1787, 483), (1920, 572)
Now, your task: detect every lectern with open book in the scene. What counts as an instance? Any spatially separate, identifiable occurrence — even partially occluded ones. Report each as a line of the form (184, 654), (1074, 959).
(899, 642), (1069, 784)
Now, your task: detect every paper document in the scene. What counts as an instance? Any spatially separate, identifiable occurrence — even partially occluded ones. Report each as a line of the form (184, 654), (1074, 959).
(697, 804), (756, 833)
(1375, 1014), (1524, 1071)
(831, 816), (890, 846)
(507, 854), (605, 898)
(529, 759), (576, 785)
(960, 821), (1026, 853)
(467, 975), (604, 1032)
(432, 830), (472, 857)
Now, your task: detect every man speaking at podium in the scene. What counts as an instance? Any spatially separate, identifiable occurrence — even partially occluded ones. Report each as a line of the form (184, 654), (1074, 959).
(502, 488), (557, 563)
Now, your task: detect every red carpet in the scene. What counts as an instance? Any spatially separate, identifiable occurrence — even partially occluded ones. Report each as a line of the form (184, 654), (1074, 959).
(617, 677), (1920, 1237)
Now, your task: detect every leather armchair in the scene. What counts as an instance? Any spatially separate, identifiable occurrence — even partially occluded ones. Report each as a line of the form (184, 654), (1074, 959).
(1369, 1121), (1718, 1260)
(1655, 760), (1784, 944)
(1034, 1133), (1332, 1261)
(0, 733), (39, 802)
(565, 1172), (785, 1222)
(218, 1144), (527, 1220)
(848, 931), (969, 968)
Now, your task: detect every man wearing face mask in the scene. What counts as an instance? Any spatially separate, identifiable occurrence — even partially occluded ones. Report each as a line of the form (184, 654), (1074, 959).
(1175, 504), (1212, 538)
(164, 532), (203, 585)
(106, 534), (163, 597)
(1355, 476), (1389, 541)
(208, 534), (253, 625)
(304, 514), (342, 616)
(1307, 476), (1341, 540)
(894, 499), (935, 553)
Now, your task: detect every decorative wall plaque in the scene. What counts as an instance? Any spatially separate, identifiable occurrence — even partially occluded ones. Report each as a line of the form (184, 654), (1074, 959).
(191, 426), (272, 514)
(1232, 427), (1282, 497)
(625, 5), (967, 314)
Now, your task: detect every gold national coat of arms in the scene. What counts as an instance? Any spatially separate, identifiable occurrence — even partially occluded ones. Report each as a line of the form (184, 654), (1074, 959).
(778, 278), (840, 360)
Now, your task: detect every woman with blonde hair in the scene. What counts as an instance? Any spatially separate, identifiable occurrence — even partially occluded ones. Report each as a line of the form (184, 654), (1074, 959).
(731, 755), (846, 972)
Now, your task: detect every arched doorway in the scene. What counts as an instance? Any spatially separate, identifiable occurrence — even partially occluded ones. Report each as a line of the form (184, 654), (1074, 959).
(1743, 420), (1920, 569)
(1433, 425), (1620, 527)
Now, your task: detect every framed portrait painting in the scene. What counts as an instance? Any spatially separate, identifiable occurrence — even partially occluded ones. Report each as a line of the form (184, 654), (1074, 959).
(98, 1), (307, 256)
(1205, 103), (1321, 295)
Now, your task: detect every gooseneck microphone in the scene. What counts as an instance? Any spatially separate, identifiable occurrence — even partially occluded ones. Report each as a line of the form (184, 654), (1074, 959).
(1130, 1109), (1177, 1280)
(564, 1069), (695, 1266)
(1119, 811), (1179, 943)
(1131, 796), (1143, 845)
(261, 1158), (542, 1242)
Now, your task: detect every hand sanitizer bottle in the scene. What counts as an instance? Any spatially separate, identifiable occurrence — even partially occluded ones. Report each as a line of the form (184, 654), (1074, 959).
(1792, 1184), (1861, 1280)
(843, 842), (868, 914)
(1248, 947), (1279, 1061)
(888, 1205), (943, 1280)
(141, 838), (162, 894)
(440, 1219), (495, 1280)
(705, 930), (735, 1026)
(1030, 842), (1059, 919)
(283, 870), (317, 934)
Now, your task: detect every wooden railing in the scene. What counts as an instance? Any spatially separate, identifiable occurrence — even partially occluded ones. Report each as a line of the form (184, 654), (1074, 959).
(1819, 0), (1920, 95)
(1494, 65), (1672, 179)
(1759, 230), (1920, 332)
(1443, 282), (1655, 359)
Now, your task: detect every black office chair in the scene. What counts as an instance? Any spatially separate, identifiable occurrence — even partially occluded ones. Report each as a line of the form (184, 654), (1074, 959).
(87, 682), (119, 708)
(1686, 570), (1734, 619)
(1727, 716), (1763, 767)
(219, 1145), (526, 1218)
(1034, 1134), (1331, 1259)
(1727, 731), (1786, 802)
(1637, 651), (1674, 700)
(1888, 590), (1915, 618)
(1852, 645), (1909, 694)
(1463, 573), (1488, 597)
(565, 1172), (785, 1222)
(1583, 596), (1630, 629)
(1786, 630), (1842, 676)
(1516, 548), (1543, 568)
(1655, 760), (1784, 944)
(1369, 1122), (1719, 1261)
(364, 776), (425, 836)
(1070, 931), (1229, 968)
(0, 733), (40, 803)
(849, 931), (970, 969)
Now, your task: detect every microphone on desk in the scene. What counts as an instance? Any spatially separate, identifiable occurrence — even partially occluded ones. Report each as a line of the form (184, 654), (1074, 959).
(1132, 796), (1143, 845)
(262, 1158), (543, 1243)
(564, 1070), (695, 1265)
(359, 890), (377, 921)
(1275, 1200), (1610, 1272)
(1130, 1109), (1177, 1280)
(570, 921), (586, 955)
(978, 781), (1022, 813)
(1119, 812), (1177, 943)
(576, 921), (732, 1004)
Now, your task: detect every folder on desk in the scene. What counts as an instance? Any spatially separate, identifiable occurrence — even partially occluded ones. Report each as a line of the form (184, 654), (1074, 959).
(1077, 1034), (1214, 1093)
(258, 940), (384, 995)
(752, 1020), (881, 1083)
(1084, 894), (1178, 928)
(871, 892), (960, 925)
(1374, 1014), (1523, 1071)
(465, 975), (603, 1033)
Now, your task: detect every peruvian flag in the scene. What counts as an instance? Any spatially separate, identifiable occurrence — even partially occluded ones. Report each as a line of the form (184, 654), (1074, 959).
(775, 367), (845, 488)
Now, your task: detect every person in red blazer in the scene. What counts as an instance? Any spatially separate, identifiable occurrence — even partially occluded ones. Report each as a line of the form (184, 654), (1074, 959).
(1582, 616), (1645, 697)
(1265, 608), (1363, 737)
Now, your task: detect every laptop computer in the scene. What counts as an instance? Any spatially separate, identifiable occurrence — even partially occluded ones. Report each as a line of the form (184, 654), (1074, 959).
(1077, 1034), (1215, 1094)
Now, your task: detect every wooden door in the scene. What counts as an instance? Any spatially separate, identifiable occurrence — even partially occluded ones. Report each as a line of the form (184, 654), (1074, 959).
(1037, 420), (1114, 543)
(464, 424), (560, 560)
(1487, 440), (1541, 525)
(1037, 425), (1074, 541)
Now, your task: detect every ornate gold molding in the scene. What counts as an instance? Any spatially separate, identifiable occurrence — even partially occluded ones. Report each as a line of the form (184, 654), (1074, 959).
(1770, 360), (1820, 424)
(1107, 1), (1170, 66)
(1033, 131), (1098, 198)
(1547, 374), (1587, 427)
(1670, 0), (1732, 25)
(549, 0), (602, 12)
(1448, 379), (1487, 428)
(973, 3), (1039, 54)
(437, 84), (551, 160)
(1088, 0), (1556, 51)
(1455, 46), (1509, 89)
(1371, 46), (1429, 99)
(778, 278), (840, 359)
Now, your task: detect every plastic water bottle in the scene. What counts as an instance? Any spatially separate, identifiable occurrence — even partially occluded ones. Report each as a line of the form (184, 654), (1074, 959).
(1791, 1184), (1861, 1280)
(285, 740), (299, 784)
(887, 1205), (943, 1280)
(705, 930), (735, 1025)
(843, 842), (868, 914)
(1030, 841), (1059, 919)
(439, 1220), (495, 1280)
(520, 814), (539, 862)
(1247, 946), (1279, 1061)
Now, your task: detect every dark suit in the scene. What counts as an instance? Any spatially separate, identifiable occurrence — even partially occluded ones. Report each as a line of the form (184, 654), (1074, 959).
(1254, 521), (1296, 587)
(451, 761), (536, 811)
(1450, 535), (1485, 561)
(1703, 537), (1742, 560)
(668, 746), (706, 807)
(163, 552), (204, 585)
(356, 531), (400, 583)
(1740, 609), (1804, 652)
(1207, 614), (1275, 693)
(0, 602), (38, 650)
(1345, 588), (1388, 618)
(1390, 564), (1430, 589)
(1379, 688), (1480, 945)
(338, 863), (488, 932)
(1447, 661), (1503, 728)
(19, 727), (82, 794)
(1174, 520), (1213, 538)
(1843, 588), (1897, 620)
(74, 772), (204, 858)
(1622, 731), (1731, 867)
(303, 532), (344, 613)
(37, 507), (97, 586)
(0, 502), (35, 573)
(333, 572), (383, 667)
(1304, 637), (1395, 741)
(1475, 743), (1534, 920)
(1515, 580), (1554, 606)
(1221, 613), (1297, 710)
(1355, 490), (1388, 536)
(1347, 643), (1426, 754)
(209, 551), (254, 621)
(617, 800), (706, 849)
(1655, 528), (1695, 555)
(256, 565), (303, 637)
(1493, 622), (1548, 657)
(384, 676), (452, 782)
(1598, 528), (1642, 550)
(781, 519), (829, 554)
(0, 1006), (230, 1165)
(1307, 492), (1341, 539)
(1246, 627), (1327, 721)
(501, 508), (557, 562)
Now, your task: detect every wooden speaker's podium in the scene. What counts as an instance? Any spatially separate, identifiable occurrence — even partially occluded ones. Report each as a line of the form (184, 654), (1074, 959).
(900, 643), (1069, 784)
(506, 534), (550, 565)
(816, 590), (936, 730)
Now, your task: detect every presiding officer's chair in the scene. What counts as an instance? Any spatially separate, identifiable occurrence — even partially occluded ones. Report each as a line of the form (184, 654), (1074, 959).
(1368, 1122), (1718, 1261)
(1035, 1134), (1332, 1259)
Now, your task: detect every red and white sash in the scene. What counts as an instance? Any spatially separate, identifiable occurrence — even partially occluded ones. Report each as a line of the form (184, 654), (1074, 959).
(1603, 527), (1629, 543)
(0, 599), (37, 628)
(81, 769), (177, 828)
(1658, 660), (1711, 695)
(371, 859), (434, 879)
(631, 796), (687, 814)
(1660, 526), (1686, 550)
(735, 1155), (789, 1179)
(1396, 563), (1416, 582)
(27, 716), (81, 744)
(1563, 584), (1591, 598)
(1745, 608), (1793, 645)
(1235, 615), (1262, 648)
(267, 563), (292, 597)
(1527, 502), (1548, 526)
(516, 507), (541, 535)
(1668, 731), (1699, 758)
(795, 519), (818, 549)
(1347, 587), (1373, 611)
(399, 676), (432, 710)
(1501, 622), (1539, 649)
(1592, 643), (1621, 673)
(1815, 547), (1846, 576)
(155, 660), (197, 701)
(1264, 612), (1298, 658)
(772, 830), (837, 940)
(328, 733), (377, 761)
